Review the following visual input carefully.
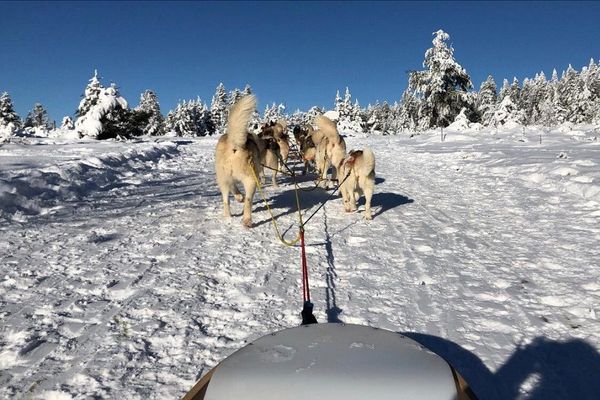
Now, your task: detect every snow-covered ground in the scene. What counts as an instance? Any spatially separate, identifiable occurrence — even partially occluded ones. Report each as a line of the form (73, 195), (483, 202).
(1, 126), (599, 399)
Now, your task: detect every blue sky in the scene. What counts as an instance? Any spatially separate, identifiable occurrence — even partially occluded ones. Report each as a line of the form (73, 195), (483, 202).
(1, 1), (599, 123)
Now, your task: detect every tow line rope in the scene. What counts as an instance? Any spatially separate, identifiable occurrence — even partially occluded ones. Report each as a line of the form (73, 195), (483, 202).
(250, 150), (352, 325)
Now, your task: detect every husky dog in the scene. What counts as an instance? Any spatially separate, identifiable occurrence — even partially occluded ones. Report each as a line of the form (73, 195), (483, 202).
(261, 120), (289, 166)
(338, 148), (376, 220)
(292, 124), (316, 174)
(275, 120), (290, 164)
(215, 95), (261, 228)
(314, 115), (346, 187)
(257, 127), (282, 187)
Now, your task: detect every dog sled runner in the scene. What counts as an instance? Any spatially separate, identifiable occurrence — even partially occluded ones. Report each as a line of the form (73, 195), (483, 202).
(182, 323), (477, 400)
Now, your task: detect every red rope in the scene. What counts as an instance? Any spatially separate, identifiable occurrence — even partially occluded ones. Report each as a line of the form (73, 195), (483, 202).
(300, 227), (310, 302)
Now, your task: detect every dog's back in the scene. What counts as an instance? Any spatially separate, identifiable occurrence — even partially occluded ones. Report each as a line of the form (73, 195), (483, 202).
(354, 148), (375, 177)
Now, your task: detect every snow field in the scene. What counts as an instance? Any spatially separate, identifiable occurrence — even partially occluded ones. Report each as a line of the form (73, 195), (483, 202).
(0, 127), (599, 399)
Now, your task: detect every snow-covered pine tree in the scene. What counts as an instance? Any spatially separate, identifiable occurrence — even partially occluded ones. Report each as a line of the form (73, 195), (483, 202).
(498, 78), (510, 102)
(75, 79), (129, 139)
(334, 90), (343, 116)
(408, 29), (473, 129)
(76, 70), (103, 118)
(583, 59), (600, 124)
(562, 64), (593, 124)
(288, 109), (306, 128)
(397, 91), (420, 132)
(134, 90), (165, 135)
(229, 88), (242, 106)
(333, 87), (364, 133)
(99, 83), (133, 139)
(61, 116), (75, 130)
(509, 77), (521, 106)
(490, 95), (523, 127)
(519, 78), (533, 125)
(525, 72), (549, 125)
(342, 87), (353, 119)
(165, 99), (214, 137)
(0, 92), (21, 141)
(477, 75), (497, 126)
(210, 83), (229, 134)
(263, 102), (286, 124)
(24, 103), (51, 130)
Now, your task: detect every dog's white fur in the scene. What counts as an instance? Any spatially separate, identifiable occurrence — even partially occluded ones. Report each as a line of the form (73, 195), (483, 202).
(313, 115), (346, 186)
(338, 148), (376, 220)
(215, 95), (260, 227)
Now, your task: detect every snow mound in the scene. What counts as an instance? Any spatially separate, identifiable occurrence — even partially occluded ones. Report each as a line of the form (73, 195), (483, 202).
(0, 140), (180, 220)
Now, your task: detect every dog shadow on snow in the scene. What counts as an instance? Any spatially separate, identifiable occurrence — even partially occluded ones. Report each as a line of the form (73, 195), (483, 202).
(398, 332), (600, 400)
(252, 187), (412, 228)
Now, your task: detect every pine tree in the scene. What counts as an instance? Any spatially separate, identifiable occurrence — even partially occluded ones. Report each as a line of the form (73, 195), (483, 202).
(263, 102), (286, 124)
(333, 87), (364, 133)
(165, 99), (214, 137)
(490, 95), (523, 127)
(77, 70), (103, 117)
(97, 83), (132, 139)
(61, 116), (75, 130)
(334, 90), (343, 116)
(477, 75), (497, 126)
(397, 91), (420, 132)
(498, 78), (511, 101)
(24, 103), (51, 130)
(134, 90), (165, 135)
(408, 30), (473, 129)
(342, 87), (353, 119)
(509, 77), (521, 106)
(525, 72), (549, 125)
(0, 92), (22, 141)
(210, 83), (229, 134)
(75, 77), (129, 139)
(229, 88), (242, 106)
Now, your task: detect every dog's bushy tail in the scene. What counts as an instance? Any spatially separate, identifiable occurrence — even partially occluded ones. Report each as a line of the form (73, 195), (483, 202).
(227, 94), (257, 149)
(360, 147), (376, 175)
(315, 115), (339, 140)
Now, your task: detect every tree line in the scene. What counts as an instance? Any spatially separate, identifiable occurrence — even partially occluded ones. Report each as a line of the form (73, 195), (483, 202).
(2, 29), (599, 141)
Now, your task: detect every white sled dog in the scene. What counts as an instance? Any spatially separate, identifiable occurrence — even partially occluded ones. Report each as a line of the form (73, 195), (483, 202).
(338, 148), (376, 220)
(314, 115), (346, 187)
(215, 95), (261, 228)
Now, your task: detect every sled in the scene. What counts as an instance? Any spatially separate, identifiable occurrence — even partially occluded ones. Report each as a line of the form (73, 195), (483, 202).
(182, 323), (477, 400)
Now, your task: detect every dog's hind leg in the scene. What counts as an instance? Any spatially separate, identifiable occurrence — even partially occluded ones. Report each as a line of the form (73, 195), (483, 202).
(271, 169), (278, 187)
(231, 183), (244, 203)
(241, 177), (256, 228)
(362, 176), (374, 220)
(219, 181), (232, 218)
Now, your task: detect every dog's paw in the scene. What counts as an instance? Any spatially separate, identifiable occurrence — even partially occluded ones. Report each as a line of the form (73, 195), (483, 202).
(234, 194), (244, 203)
(364, 212), (372, 220)
(242, 217), (252, 228)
